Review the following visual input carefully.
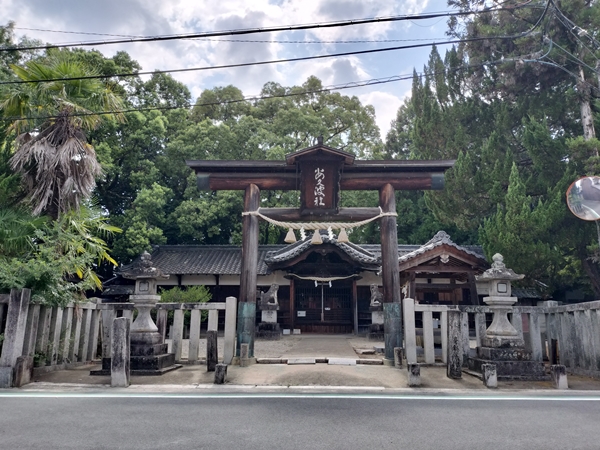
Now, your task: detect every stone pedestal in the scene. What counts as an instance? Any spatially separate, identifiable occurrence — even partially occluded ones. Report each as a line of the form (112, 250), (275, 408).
(368, 305), (384, 341)
(128, 294), (179, 375)
(468, 340), (547, 380)
(257, 303), (280, 340)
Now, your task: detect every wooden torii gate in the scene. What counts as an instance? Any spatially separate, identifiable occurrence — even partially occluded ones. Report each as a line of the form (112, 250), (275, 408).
(187, 138), (454, 363)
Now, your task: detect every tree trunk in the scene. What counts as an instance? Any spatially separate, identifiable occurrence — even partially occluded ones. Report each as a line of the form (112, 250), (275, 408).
(582, 257), (600, 298)
(578, 65), (597, 149)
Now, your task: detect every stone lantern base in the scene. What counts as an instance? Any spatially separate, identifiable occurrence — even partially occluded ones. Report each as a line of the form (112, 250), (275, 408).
(468, 326), (547, 381)
(468, 342), (548, 381)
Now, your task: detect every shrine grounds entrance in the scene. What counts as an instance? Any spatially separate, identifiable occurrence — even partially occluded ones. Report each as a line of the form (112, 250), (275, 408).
(294, 281), (353, 333)
(186, 138), (454, 361)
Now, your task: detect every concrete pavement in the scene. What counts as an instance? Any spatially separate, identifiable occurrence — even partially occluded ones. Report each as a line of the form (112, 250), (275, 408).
(15, 335), (600, 392)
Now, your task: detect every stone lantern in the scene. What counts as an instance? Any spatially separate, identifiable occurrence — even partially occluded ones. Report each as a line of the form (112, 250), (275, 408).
(120, 251), (179, 374)
(477, 253), (524, 347)
(469, 253), (546, 380)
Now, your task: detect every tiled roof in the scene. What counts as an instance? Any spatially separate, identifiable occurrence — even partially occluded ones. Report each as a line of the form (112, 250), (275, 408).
(126, 245), (283, 276)
(513, 287), (543, 299)
(397, 231), (485, 263)
(265, 234), (379, 266)
(122, 232), (486, 276)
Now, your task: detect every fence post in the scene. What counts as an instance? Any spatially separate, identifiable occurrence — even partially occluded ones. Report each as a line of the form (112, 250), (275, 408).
(35, 306), (53, 365)
(591, 309), (600, 373)
(88, 307), (100, 360)
(156, 309), (168, 342)
(22, 304), (40, 358)
(447, 310), (462, 379)
(440, 310), (448, 364)
(207, 330), (218, 372)
(0, 289), (31, 387)
(474, 311), (486, 348)
(510, 311), (523, 341)
(402, 298), (417, 364)
(580, 310), (594, 371)
(172, 308), (185, 362)
(528, 311), (543, 362)
(50, 307), (64, 366)
(559, 312), (573, 369)
(461, 311), (470, 367)
(60, 307), (74, 364)
(422, 309), (435, 364)
(78, 306), (93, 362)
(70, 306), (83, 363)
(188, 309), (201, 363)
(223, 297), (237, 364)
(101, 309), (115, 363)
(111, 317), (130, 388)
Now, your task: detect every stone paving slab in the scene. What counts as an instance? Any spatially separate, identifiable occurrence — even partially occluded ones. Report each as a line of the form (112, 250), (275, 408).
(287, 358), (316, 365)
(357, 359), (384, 365)
(328, 358), (357, 366)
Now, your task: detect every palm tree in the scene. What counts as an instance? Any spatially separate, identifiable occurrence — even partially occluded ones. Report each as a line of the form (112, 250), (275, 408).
(0, 50), (124, 219)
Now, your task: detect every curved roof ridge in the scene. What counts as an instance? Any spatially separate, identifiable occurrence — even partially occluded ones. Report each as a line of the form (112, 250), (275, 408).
(398, 231), (486, 263)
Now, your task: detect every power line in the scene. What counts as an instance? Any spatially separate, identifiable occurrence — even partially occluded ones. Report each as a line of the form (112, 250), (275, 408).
(8, 26), (449, 45)
(0, 39), (472, 86)
(0, 45), (554, 123)
(1, 4), (540, 53)
(0, 4), (552, 87)
(1, 73), (418, 122)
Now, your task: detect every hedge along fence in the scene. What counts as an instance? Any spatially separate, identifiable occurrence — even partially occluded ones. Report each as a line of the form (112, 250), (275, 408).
(0, 290), (100, 377)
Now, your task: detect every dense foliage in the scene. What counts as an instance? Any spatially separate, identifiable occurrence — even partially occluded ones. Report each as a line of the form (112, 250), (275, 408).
(386, 1), (600, 297)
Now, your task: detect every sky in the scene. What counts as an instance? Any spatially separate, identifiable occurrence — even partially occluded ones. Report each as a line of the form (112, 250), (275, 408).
(2, 0), (456, 140)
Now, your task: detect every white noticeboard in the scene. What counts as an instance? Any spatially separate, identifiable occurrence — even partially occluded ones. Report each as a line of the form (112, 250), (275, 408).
(297, 311), (306, 317)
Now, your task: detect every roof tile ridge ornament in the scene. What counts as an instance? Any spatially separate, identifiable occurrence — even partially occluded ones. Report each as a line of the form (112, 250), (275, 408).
(425, 230), (452, 245)
(120, 251), (169, 281)
(476, 253), (524, 281)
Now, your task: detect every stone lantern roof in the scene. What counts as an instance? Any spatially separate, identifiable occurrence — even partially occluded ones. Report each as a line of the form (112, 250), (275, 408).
(476, 253), (523, 298)
(476, 254), (524, 282)
(120, 251), (169, 281)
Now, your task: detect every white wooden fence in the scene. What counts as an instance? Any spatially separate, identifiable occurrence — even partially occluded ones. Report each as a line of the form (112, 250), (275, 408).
(402, 298), (600, 378)
(98, 297), (237, 365)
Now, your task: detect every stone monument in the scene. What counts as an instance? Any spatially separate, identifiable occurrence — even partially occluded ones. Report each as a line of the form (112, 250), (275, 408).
(468, 254), (547, 380)
(256, 284), (281, 340)
(120, 251), (181, 375)
(368, 284), (384, 341)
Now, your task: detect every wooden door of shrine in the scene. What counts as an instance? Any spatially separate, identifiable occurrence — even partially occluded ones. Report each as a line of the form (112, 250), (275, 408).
(294, 280), (353, 333)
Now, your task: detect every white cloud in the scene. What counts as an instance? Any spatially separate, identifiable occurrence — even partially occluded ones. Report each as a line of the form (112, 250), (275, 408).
(4, 0), (438, 139)
(358, 90), (407, 139)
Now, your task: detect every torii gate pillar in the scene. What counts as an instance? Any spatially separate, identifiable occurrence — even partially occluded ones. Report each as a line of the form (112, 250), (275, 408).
(237, 183), (260, 358)
(380, 183), (403, 363)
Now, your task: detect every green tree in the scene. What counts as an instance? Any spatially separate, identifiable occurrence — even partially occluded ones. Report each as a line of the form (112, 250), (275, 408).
(385, 3), (600, 297)
(0, 206), (120, 305)
(0, 50), (125, 218)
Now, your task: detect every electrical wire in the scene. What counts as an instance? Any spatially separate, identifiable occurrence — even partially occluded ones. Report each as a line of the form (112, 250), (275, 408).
(0, 2), (552, 87)
(0, 73), (419, 122)
(9, 26), (452, 45)
(0, 44), (557, 123)
(1, 4), (539, 52)
(549, 0), (600, 49)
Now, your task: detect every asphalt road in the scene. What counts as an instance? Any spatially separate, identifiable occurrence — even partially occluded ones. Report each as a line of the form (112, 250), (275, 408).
(1, 392), (600, 450)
